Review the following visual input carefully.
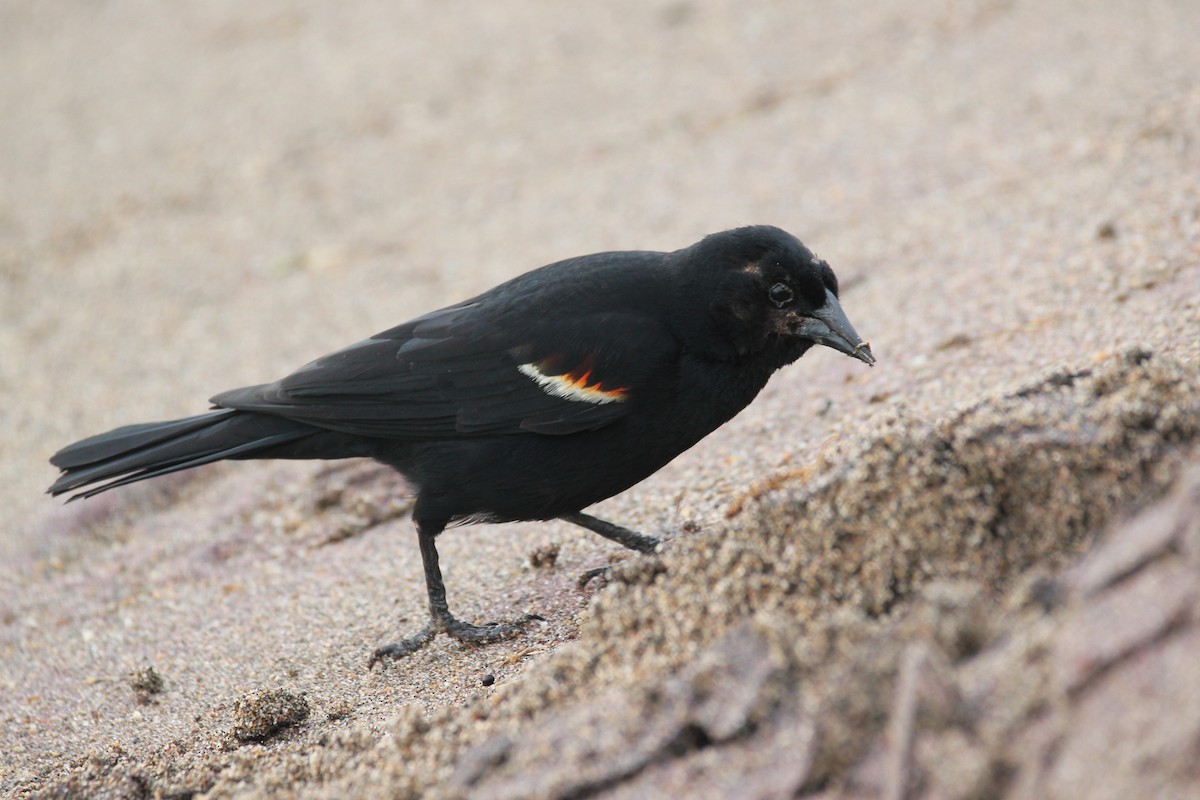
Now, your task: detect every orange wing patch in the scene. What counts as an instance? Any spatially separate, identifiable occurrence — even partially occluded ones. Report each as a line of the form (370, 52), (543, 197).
(518, 354), (629, 405)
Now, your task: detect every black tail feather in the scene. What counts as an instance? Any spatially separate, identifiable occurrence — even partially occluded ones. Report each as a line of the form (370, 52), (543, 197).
(48, 409), (314, 501)
(49, 411), (240, 469)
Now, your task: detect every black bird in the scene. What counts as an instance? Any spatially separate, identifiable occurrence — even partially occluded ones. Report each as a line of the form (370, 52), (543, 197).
(48, 225), (874, 665)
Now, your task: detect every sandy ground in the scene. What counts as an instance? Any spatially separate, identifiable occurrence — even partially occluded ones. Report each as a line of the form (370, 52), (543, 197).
(2, 0), (1199, 797)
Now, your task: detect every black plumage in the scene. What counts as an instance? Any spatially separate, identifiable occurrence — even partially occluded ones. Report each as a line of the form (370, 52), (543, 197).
(48, 225), (874, 664)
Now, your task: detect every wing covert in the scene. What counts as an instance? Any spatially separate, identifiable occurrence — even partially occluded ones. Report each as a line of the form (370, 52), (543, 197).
(212, 304), (677, 439)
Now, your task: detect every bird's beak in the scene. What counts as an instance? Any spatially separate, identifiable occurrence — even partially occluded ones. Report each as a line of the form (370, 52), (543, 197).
(794, 289), (875, 366)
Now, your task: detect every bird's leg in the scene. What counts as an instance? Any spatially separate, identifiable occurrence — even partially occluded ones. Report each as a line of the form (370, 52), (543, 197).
(560, 511), (659, 553)
(561, 511), (660, 589)
(369, 521), (539, 669)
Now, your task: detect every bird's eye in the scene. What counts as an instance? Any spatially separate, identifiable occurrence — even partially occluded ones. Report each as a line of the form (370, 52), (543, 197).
(768, 282), (794, 308)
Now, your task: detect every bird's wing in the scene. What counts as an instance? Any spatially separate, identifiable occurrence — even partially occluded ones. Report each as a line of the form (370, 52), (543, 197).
(211, 302), (678, 438)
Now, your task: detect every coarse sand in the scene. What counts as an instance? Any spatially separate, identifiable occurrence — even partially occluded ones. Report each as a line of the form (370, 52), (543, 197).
(2, 1), (1199, 797)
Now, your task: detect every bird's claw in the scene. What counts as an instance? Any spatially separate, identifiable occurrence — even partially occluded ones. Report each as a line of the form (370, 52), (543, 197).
(368, 625), (435, 669)
(578, 566), (612, 588)
(368, 614), (546, 669)
(446, 613), (544, 644)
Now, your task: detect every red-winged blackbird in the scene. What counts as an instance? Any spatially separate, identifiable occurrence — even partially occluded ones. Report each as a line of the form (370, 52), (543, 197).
(48, 225), (874, 665)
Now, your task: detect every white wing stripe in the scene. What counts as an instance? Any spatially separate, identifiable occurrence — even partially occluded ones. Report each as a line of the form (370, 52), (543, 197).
(518, 362), (626, 405)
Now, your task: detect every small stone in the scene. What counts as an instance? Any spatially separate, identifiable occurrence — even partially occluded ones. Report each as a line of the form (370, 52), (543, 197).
(127, 666), (164, 696)
(529, 542), (561, 569)
(230, 688), (310, 742)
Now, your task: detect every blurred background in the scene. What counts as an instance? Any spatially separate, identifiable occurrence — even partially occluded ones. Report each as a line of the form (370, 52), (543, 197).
(3, 0), (1197, 538)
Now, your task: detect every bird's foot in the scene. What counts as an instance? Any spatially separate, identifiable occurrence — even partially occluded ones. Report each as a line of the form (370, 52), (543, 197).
(368, 626), (435, 669)
(368, 613), (545, 669)
(578, 566), (612, 588)
(445, 613), (544, 644)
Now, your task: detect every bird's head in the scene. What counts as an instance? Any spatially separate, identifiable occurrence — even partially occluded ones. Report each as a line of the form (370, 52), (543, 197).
(674, 225), (875, 368)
